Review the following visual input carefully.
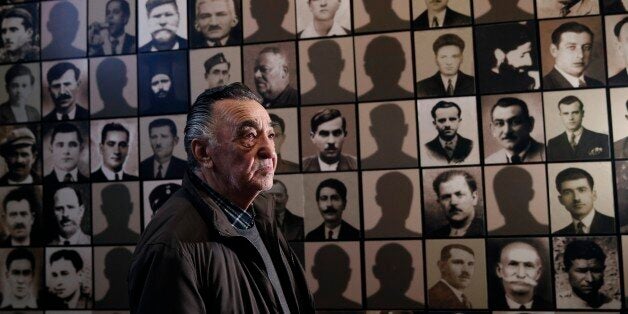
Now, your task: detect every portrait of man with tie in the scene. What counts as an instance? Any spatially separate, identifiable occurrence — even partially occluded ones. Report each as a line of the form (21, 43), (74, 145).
(91, 121), (138, 182)
(305, 178), (360, 241)
(412, 0), (471, 30)
(42, 60), (89, 122)
(43, 122), (89, 184)
(139, 117), (186, 180)
(428, 243), (478, 309)
(88, 0), (137, 56)
(537, 0), (599, 19)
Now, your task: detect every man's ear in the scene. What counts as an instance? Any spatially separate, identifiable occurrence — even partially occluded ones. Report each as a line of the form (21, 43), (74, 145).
(191, 139), (213, 168)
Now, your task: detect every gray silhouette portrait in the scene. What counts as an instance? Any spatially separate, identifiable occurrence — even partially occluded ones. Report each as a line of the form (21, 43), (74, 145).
(93, 184), (139, 244)
(490, 166), (548, 235)
(301, 40), (355, 105)
(92, 57), (136, 118)
(95, 247), (133, 308)
(311, 244), (361, 309)
(356, 0), (409, 33)
(366, 172), (420, 238)
(41, 1), (86, 60)
(361, 103), (418, 169)
(245, 0), (293, 42)
(475, 0), (534, 24)
(359, 35), (413, 101)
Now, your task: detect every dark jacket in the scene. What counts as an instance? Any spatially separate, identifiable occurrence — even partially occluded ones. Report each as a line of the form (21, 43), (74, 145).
(542, 68), (604, 89)
(89, 33), (137, 56)
(302, 153), (358, 172)
(139, 155), (187, 180)
(0, 102), (39, 123)
(430, 217), (484, 237)
(42, 105), (89, 122)
(615, 136), (628, 158)
(139, 35), (188, 52)
(416, 71), (475, 98)
(261, 85), (298, 108)
(547, 128), (610, 161)
(413, 7), (471, 29)
(554, 211), (615, 235)
(492, 292), (552, 310)
(305, 220), (360, 241)
(128, 171), (315, 313)
(191, 31), (242, 48)
(609, 68), (628, 86)
(91, 168), (138, 182)
(279, 209), (304, 241)
(428, 280), (470, 309)
(425, 135), (473, 164)
(43, 169), (89, 185)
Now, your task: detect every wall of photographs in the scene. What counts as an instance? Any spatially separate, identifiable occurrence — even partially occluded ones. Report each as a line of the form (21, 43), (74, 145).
(1, 0), (628, 312)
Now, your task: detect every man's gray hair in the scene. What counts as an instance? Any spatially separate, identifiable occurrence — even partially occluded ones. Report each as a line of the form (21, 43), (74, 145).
(184, 82), (261, 170)
(196, 0), (236, 17)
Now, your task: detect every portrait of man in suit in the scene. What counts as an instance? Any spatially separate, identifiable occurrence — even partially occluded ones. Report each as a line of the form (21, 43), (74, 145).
(44, 123), (88, 184)
(1, 248), (39, 309)
(48, 185), (90, 245)
(139, 0), (187, 52)
(298, 0), (350, 39)
(269, 113), (299, 173)
(305, 178), (359, 240)
(88, 0), (137, 56)
(253, 46), (298, 108)
(92, 122), (138, 181)
(477, 22), (539, 93)
(46, 249), (92, 309)
(492, 241), (551, 310)
(609, 16), (628, 85)
(543, 21), (603, 89)
(413, 0), (471, 29)
(0, 127), (40, 185)
(416, 33), (474, 98)
(268, 179), (303, 241)
(302, 108), (357, 172)
(0, 6), (40, 63)
(428, 244), (475, 309)
(547, 95), (610, 161)
(556, 239), (621, 309)
(43, 62), (88, 122)
(139, 118), (186, 180)
(424, 100), (473, 165)
(430, 170), (484, 237)
(539, 0), (599, 18)
(553, 167), (615, 235)
(1, 186), (39, 246)
(191, 0), (241, 47)
(614, 100), (628, 158)
(486, 97), (545, 163)
(204, 53), (231, 89)
(0, 64), (39, 123)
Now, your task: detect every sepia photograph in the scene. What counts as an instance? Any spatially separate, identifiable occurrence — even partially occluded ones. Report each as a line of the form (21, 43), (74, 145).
(0, 63), (41, 124)
(353, 0), (410, 33)
(41, 59), (89, 122)
(0, 124), (41, 185)
(412, 0), (471, 30)
(89, 55), (138, 118)
(242, 0), (295, 43)
(137, 0), (188, 52)
(188, 0), (242, 48)
(296, 0), (352, 39)
(268, 108), (300, 174)
(0, 185), (43, 247)
(138, 51), (189, 116)
(88, 0), (137, 56)
(138, 114), (187, 180)
(189, 46), (242, 102)
(89, 118), (139, 181)
(473, 0), (534, 24)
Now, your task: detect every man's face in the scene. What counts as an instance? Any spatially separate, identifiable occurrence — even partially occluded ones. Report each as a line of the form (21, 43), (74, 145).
(49, 258), (81, 299)
(271, 124), (285, 153)
(6, 259), (33, 299)
(254, 52), (287, 99)
(310, 117), (346, 162)
(432, 107), (460, 141)
(1, 17), (32, 52)
(50, 131), (81, 172)
(437, 175), (478, 224)
(425, 0), (448, 12)
(4, 146), (36, 181)
(49, 70), (80, 111)
(53, 188), (84, 238)
(106, 0), (129, 36)
(309, 0), (341, 22)
(195, 0), (237, 41)
(496, 243), (542, 297)
(99, 130), (129, 171)
(558, 102), (584, 132)
(550, 31), (592, 77)
(208, 100), (277, 193)
(147, 3), (180, 43)
(7, 74), (32, 107)
(4, 199), (33, 241)
(205, 62), (230, 89)
(558, 178), (596, 220)
(317, 186), (345, 225)
(568, 258), (604, 298)
(504, 42), (533, 69)
(490, 105), (533, 151)
(149, 125), (177, 160)
(439, 248), (475, 290)
(435, 45), (463, 76)
(267, 182), (288, 212)
(150, 74), (172, 98)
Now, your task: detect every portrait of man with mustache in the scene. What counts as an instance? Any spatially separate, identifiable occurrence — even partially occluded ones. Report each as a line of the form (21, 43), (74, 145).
(305, 178), (359, 240)
(139, 0), (187, 52)
(0, 127), (40, 185)
(428, 243), (476, 309)
(1, 186), (41, 246)
(47, 185), (90, 245)
(423, 100), (473, 166)
(42, 62), (89, 122)
(191, 0), (241, 47)
(139, 118), (186, 180)
(302, 108), (357, 172)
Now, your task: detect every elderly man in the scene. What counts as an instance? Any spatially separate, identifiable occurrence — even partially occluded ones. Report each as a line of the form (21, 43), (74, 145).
(88, 0), (137, 55)
(493, 241), (551, 309)
(0, 64), (39, 123)
(1, 186), (39, 246)
(48, 186), (91, 245)
(486, 97), (545, 163)
(267, 179), (304, 241)
(428, 244), (476, 309)
(43, 123), (88, 184)
(139, 118), (187, 179)
(1, 248), (38, 308)
(0, 7), (39, 63)
(42, 62), (88, 122)
(305, 178), (359, 240)
(204, 53), (231, 89)
(139, 0), (187, 52)
(302, 108), (357, 171)
(192, 0), (240, 47)
(0, 127), (40, 185)
(254, 46), (298, 108)
(91, 122), (138, 181)
(430, 170), (484, 237)
(299, 0), (350, 39)
(128, 83), (314, 312)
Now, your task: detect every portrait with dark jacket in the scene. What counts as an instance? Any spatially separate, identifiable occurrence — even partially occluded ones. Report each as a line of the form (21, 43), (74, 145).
(421, 100), (475, 166)
(0, 126), (41, 185)
(546, 95), (610, 161)
(189, 0), (242, 48)
(305, 178), (360, 241)
(138, 51), (189, 115)
(302, 107), (357, 172)
(0, 64), (40, 124)
(267, 179), (303, 241)
(43, 122), (89, 184)
(140, 117), (186, 180)
(428, 243), (478, 309)
(608, 16), (628, 85)
(413, 0), (471, 30)
(88, 0), (137, 56)
(91, 122), (138, 182)
(415, 32), (474, 98)
(138, 0), (188, 52)
(42, 61), (89, 122)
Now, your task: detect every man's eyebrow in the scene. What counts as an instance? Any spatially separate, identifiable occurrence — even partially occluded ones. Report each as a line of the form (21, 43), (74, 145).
(236, 120), (262, 132)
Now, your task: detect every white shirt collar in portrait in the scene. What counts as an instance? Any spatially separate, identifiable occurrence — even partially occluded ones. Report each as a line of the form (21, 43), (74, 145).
(440, 278), (465, 303)
(101, 165), (125, 181)
(54, 167), (79, 182)
(7, 175), (33, 185)
(300, 21), (348, 39)
(317, 156), (339, 171)
(505, 294), (533, 309)
(58, 229), (90, 245)
(428, 9), (447, 28)
(572, 207), (596, 234)
(0, 291), (37, 309)
(55, 105), (77, 120)
(554, 66), (586, 88)
(324, 224), (341, 240)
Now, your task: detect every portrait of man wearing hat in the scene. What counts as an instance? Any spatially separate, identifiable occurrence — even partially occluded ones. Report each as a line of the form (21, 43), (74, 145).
(148, 182), (180, 216)
(204, 52), (231, 90)
(0, 127), (40, 185)
(139, 0), (187, 52)
(141, 60), (187, 115)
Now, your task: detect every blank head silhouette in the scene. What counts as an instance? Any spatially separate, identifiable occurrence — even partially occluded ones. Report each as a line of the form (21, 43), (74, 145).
(373, 243), (414, 292)
(312, 244), (352, 294)
(97, 58), (128, 100)
(47, 1), (80, 43)
(363, 0), (394, 15)
(101, 184), (133, 226)
(364, 36), (406, 84)
(250, 0), (288, 25)
(376, 171), (413, 218)
(493, 166), (534, 214)
(104, 247), (133, 282)
(369, 103), (408, 149)
(308, 40), (345, 83)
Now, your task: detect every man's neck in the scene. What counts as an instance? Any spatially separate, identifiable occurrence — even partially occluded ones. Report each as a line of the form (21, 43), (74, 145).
(324, 220), (341, 229)
(506, 291), (534, 305)
(56, 103), (76, 115)
(9, 100), (25, 108)
(506, 138), (532, 156)
(198, 170), (257, 209)
(313, 19), (334, 36)
(11, 236), (29, 246)
(155, 154), (172, 165)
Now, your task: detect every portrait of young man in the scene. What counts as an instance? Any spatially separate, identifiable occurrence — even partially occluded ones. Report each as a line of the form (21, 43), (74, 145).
(608, 16), (628, 85)
(42, 61), (89, 122)
(0, 64), (40, 124)
(88, 0), (137, 56)
(302, 107), (357, 172)
(0, 186), (41, 247)
(139, 0), (187, 52)
(204, 52), (231, 90)
(139, 117), (186, 180)
(91, 122), (138, 182)
(45, 248), (92, 309)
(297, 0), (351, 39)
(421, 100), (475, 166)
(191, 0), (241, 47)
(269, 112), (299, 173)
(413, 0), (471, 30)
(0, 248), (40, 309)
(428, 243), (477, 309)
(43, 122), (89, 184)
(0, 126), (40, 185)
(41, 0), (86, 60)
(46, 185), (91, 245)
(305, 178), (360, 240)
(0, 5), (40, 63)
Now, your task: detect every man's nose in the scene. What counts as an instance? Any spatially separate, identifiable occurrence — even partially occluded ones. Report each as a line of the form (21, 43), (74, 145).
(257, 133), (275, 159)
(583, 271), (593, 282)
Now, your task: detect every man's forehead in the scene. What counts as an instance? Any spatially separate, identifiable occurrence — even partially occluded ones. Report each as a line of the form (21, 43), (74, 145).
(449, 248), (474, 260)
(105, 130), (129, 141)
(216, 99), (270, 124)
(150, 3), (178, 14)
(151, 74), (171, 82)
(434, 107), (459, 117)
(52, 70), (77, 83)
(2, 17), (26, 28)
(53, 131), (79, 142)
(560, 178), (590, 189)
(199, 0), (231, 11)
(319, 187), (339, 195)
(5, 199), (30, 212)
(559, 32), (592, 45)
(8, 259), (32, 270)
(317, 117), (343, 130)
(502, 243), (539, 261)
(492, 105), (523, 118)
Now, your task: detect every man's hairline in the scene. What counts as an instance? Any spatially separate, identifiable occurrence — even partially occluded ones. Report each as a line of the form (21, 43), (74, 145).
(554, 31), (593, 47)
(196, 0), (236, 17)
